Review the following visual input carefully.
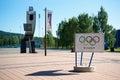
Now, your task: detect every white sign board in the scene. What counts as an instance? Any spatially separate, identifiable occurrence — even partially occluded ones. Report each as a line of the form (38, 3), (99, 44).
(75, 33), (104, 52)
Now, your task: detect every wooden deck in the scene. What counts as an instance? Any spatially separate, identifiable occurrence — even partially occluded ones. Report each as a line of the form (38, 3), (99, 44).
(0, 48), (120, 80)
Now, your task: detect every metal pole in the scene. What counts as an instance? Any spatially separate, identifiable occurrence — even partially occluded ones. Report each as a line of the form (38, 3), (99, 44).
(44, 8), (47, 56)
(75, 52), (77, 67)
(88, 52), (94, 67)
(80, 52), (83, 66)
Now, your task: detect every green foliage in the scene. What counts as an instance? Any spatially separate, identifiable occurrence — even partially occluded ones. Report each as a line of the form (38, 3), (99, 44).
(57, 17), (79, 48)
(0, 36), (20, 47)
(47, 31), (55, 48)
(0, 31), (22, 47)
(98, 6), (108, 32)
(12, 36), (19, 44)
(57, 20), (68, 48)
(68, 17), (78, 47)
(0, 37), (4, 46)
(106, 28), (116, 48)
(93, 16), (100, 33)
(96, 6), (116, 51)
(3, 37), (9, 45)
(0, 36), (10, 46)
(57, 6), (117, 51)
(78, 13), (92, 33)
(57, 14), (93, 48)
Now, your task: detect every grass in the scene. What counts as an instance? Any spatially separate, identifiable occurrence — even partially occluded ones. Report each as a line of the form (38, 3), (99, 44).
(115, 47), (120, 52)
(105, 47), (120, 52)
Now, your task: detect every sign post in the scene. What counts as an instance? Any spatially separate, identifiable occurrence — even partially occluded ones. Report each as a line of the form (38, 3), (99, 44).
(74, 33), (104, 72)
(80, 52), (83, 66)
(88, 51), (94, 67)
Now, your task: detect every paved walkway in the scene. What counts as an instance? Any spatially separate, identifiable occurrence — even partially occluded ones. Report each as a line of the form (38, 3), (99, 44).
(0, 48), (120, 80)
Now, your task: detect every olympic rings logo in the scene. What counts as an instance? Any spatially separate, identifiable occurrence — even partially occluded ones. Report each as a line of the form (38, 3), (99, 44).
(79, 36), (100, 46)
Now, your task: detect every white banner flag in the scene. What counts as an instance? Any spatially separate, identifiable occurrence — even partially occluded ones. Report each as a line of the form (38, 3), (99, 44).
(47, 11), (52, 32)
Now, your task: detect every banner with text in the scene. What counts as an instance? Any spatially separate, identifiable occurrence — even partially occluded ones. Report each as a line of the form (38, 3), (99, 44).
(75, 33), (104, 52)
(47, 11), (52, 32)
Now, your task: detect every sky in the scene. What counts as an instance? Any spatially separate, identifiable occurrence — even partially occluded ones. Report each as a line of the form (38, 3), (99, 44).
(0, 0), (120, 37)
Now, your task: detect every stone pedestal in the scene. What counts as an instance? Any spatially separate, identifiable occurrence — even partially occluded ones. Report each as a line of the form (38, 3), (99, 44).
(74, 66), (94, 72)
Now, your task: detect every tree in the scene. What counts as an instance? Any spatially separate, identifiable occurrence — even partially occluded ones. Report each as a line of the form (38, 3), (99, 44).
(105, 25), (116, 52)
(57, 6), (116, 51)
(94, 6), (116, 51)
(57, 17), (78, 48)
(98, 6), (108, 32)
(3, 37), (9, 45)
(0, 37), (4, 46)
(68, 17), (78, 48)
(57, 14), (93, 48)
(47, 31), (55, 48)
(12, 36), (19, 44)
(78, 13), (92, 33)
(92, 16), (100, 33)
(0, 36), (10, 46)
(57, 20), (68, 48)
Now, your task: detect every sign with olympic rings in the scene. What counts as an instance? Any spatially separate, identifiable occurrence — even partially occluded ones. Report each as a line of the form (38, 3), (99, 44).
(75, 33), (104, 52)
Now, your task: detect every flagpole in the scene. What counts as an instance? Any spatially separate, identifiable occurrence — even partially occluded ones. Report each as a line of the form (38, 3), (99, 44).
(45, 8), (47, 56)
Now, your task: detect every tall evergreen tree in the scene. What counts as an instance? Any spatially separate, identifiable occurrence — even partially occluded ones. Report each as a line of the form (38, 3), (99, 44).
(98, 6), (108, 33)
(94, 6), (116, 51)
